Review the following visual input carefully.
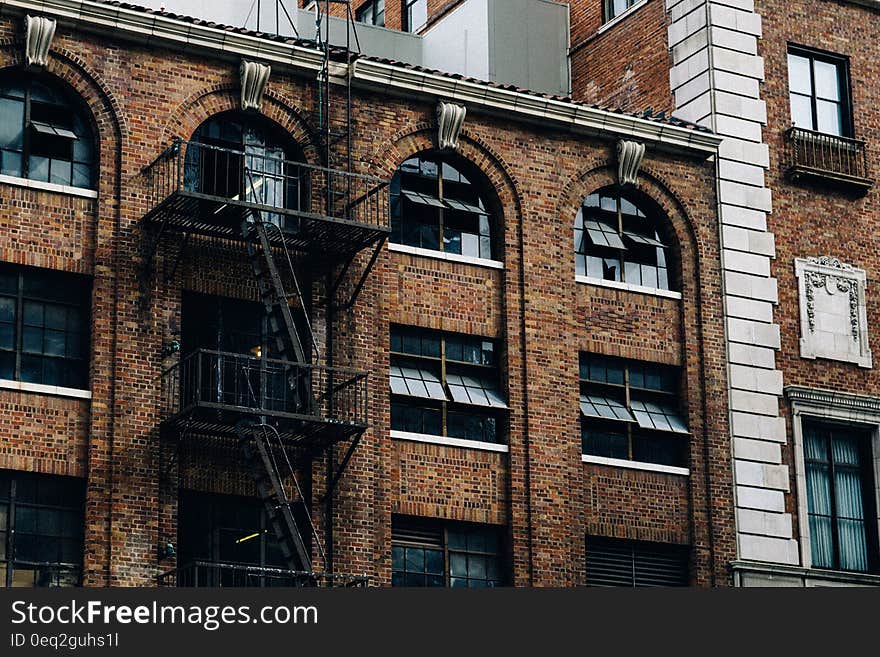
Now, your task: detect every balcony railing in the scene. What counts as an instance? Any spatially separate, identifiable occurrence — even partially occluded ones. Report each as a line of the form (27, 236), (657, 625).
(157, 561), (371, 588)
(785, 127), (873, 192)
(160, 349), (369, 448)
(142, 139), (390, 259)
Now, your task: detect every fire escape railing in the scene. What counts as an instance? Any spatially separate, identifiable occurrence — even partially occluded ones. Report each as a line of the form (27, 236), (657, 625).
(157, 560), (371, 588)
(785, 126), (873, 191)
(142, 139), (389, 240)
(160, 349), (369, 428)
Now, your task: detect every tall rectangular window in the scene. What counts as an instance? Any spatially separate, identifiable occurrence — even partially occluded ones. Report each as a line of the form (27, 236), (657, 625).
(0, 470), (85, 587)
(390, 326), (507, 444)
(356, 0), (385, 27)
(392, 517), (505, 587)
(0, 264), (90, 389)
(803, 422), (878, 573)
(403, 0), (427, 32)
(788, 47), (852, 137)
(579, 353), (688, 468)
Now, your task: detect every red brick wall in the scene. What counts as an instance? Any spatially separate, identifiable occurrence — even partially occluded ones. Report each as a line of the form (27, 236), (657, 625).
(0, 12), (733, 587)
(567, 0), (675, 112)
(757, 0), (880, 546)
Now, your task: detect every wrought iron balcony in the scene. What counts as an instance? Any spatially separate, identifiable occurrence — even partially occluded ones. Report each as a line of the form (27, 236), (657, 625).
(785, 127), (873, 192)
(160, 349), (369, 450)
(157, 561), (370, 588)
(142, 139), (390, 261)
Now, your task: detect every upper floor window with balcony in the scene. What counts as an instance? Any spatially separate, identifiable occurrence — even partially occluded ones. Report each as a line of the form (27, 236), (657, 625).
(391, 153), (497, 261)
(803, 421), (878, 574)
(575, 189), (675, 292)
(0, 469), (84, 587)
(403, 0), (427, 32)
(0, 72), (96, 189)
(0, 264), (90, 390)
(390, 325), (507, 444)
(184, 112), (307, 230)
(788, 47), (852, 137)
(356, 0), (385, 27)
(580, 353), (688, 468)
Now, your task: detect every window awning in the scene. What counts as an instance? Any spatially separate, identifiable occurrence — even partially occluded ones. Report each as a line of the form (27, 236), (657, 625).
(30, 121), (78, 140)
(390, 365), (446, 400)
(446, 373), (507, 408)
(579, 394), (635, 422)
(630, 399), (688, 434)
(401, 190), (447, 209)
(622, 230), (665, 248)
(583, 220), (626, 250)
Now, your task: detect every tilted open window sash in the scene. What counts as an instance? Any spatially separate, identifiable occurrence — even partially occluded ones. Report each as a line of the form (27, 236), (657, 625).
(390, 365), (446, 400)
(30, 120), (78, 140)
(579, 393), (635, 423)
(446, 373), (508, 409)
(629, 398), (688, 434)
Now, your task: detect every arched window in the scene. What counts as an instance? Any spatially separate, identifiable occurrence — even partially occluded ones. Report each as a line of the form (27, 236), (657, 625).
(574, 189), (675, 291)
(184, 111), (306, 228)
(391, 153), (496, 261)
(0, 72), (96, 189)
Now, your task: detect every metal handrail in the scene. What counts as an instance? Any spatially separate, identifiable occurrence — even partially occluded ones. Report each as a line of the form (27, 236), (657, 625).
(785, 126), (871, 184)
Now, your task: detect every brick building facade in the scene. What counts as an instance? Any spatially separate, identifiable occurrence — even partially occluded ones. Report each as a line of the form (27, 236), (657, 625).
(0, 0), (742, 587)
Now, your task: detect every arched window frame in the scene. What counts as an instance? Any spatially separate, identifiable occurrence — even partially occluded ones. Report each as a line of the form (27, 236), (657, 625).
(0, 71), (97, 190)
(390, 153), (497, 262)
(574, 188), (676, 292)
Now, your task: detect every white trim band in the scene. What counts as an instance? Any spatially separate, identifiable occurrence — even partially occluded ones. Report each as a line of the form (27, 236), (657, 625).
(390, 430), (509, 453)
(582, 454), (690, 476)
(388, 243), (504, 270)
(596, 0), (650, 36)
(0, 174), (98, 199)
(0, 378), (92, 400)
(576, 275), (683, 300)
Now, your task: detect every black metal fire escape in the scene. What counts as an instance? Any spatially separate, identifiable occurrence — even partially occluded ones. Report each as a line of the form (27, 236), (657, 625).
(145, 1), (386, 586)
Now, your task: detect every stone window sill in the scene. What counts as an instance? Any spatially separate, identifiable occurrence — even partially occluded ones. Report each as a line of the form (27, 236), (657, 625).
(582, 454), (690, 476)
(0, 174), (98, 199)
(0, 378), (92, 400)
(390, 430), (509, 453)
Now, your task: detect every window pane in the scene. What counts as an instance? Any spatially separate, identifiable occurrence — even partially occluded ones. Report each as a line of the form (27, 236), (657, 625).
(790, 93), (814, 129)
(29, 155), (49, 182)
(813, 60), (841, 101)
(788, 53), (812, 95)
(0, 97), (24, 150)
(816, 100), (842, 135)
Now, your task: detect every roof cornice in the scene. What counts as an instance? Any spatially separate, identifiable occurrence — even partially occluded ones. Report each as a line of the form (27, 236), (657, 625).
(0, 0), (722, 156)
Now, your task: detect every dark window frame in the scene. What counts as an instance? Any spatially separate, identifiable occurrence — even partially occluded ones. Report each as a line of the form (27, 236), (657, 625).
(391, 517), (506, 587)
(356, 0), (385, 26)
(402, 0), (427, 32)
(787, 45), (854, 138)
(579, 353), (688, 468)
(0, 264), (91, 389)
(390, 325), (506, 444)
(391, 152), (497, 261)
(0, 470), (85, 588)
(575, 189), (675, 292)
(0, 71), (97, 189)
(802, 420), (879, 574)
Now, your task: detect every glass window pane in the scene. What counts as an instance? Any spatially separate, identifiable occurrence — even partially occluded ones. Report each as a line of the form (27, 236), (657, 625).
(813, 60), (841, 101)
(788, 53), (812, 95)
(0, 97), (24, 150)
(29, 155), (49, 182)
(790, 94), (814, 129)
(816, 100), (842, 135)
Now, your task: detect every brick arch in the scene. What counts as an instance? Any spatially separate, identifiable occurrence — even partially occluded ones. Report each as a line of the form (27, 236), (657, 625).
(556, 159), (705, 295)
(159, 85), (321, 165)
(0, 39), (128, 178)
(367, 124), (525, 242)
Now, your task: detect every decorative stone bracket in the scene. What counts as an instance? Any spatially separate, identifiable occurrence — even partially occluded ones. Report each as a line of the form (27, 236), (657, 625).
(616, 139), (645, 186)
(795, 256), (872, 368)
(25, 15), (56, 68)
(437, 101), (466, 151)
(240, 60), (271, 111)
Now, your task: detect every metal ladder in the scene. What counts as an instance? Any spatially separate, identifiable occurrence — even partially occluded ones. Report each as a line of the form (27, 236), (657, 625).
(234, 190), (324, 575)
